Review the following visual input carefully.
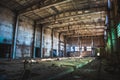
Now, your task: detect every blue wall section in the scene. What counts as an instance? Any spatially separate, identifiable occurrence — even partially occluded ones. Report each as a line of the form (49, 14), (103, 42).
(0, 6), (14, 44)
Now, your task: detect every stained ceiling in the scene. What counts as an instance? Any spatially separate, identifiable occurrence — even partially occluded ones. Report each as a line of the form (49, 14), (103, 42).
(0, 0), (107, 37)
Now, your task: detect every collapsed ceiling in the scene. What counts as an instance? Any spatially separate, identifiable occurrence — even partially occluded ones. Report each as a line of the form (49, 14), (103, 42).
(0, 0), (107, 37)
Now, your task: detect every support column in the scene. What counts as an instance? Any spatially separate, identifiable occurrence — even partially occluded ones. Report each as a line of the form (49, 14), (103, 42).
(51, 28), (54, 58)
(11, 14), (19, 59)
(78, 36), (80, 56)
(92, 37), (95, 56)
(31, 21), (36, 58)
(79, 37), (82, 55)
(107, 5), (113, 54)
(58, 33), (61, 57)
(64, 36), (66, 57)
(40, 25), (44, 58)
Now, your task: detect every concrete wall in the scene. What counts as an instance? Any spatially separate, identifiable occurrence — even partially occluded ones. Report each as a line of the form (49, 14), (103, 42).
(35, 26), (41, 48)
(16, 16), (34, 58)
(43, 28), (65, 57)
(0, 6), (65, 58)
(67, 36), (104, 47)
(66, 36), (105, 57)
(53, 31), (59, 55)
(0, 6), (14, 44)
(43, 28), (52, 57)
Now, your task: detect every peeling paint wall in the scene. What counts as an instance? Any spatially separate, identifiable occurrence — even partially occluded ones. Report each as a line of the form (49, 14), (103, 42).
(43, 28), (52, 57)
(35, 26), (41, 48)
(16, 16), (34, 58)
(0, 6), (14, 44)
(66, 36), (104, 57)
(43, 28), (65, 57)
(67, 36), (104, 47)
(53, 31), (59, 55)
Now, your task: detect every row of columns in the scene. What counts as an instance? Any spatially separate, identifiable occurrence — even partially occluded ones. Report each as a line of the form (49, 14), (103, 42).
(11, 14), (66, 59)
(11, 14), (37, 59)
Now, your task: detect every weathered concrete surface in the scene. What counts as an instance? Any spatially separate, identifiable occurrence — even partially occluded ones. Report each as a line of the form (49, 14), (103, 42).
(35, 26), (41, 48)
(0, 6), (64, 58)
(43, 28), (64, 57)
(0, 6), (15, 44)
(43, 28), (52, 57)
(0, 57), (93, 80)
(16, 16), (34, 58)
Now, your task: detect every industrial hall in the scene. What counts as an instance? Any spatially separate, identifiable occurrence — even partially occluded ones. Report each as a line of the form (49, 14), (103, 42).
(0, 0), (120, 80)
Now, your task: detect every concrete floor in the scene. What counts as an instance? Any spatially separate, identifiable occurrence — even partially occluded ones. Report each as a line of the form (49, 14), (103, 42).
(54, 58), (120, 80)
(0, 57), (120, 80)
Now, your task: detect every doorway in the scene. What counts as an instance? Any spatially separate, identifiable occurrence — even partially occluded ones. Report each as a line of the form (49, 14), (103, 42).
(0, 43), (11, 58)
(35, 47), (40, 58)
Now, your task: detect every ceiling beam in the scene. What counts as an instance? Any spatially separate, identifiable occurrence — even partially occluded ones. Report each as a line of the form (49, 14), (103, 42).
(0, 1), (17, 12)
(67, 35), (104, 38)
(19, 0), (71, 14)
(61, 29), (104, 34)
(37, 10), (105, 24)
(46, 19), (105, 28)
(50, 6), (59, 13)
(64, 32), (104, 37)
(53, 21), (105, 29)
(36, 3), (106, 22)
(56, 28), (105, 33)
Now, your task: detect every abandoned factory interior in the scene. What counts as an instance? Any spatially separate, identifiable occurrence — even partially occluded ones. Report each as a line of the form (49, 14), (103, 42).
(0, 0), (120, 80)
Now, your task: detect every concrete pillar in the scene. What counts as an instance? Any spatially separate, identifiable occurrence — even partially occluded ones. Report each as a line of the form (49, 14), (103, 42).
(78, 37), (80, 56)
(40, 25), (44, 58)
(11, 14), (19, 59)
(58, 33), (61, 57)
(51, 28), (54, 58)
(92, 37), (95, 56)
(64, 36), (66, 57)
(31, 21), (36, 58)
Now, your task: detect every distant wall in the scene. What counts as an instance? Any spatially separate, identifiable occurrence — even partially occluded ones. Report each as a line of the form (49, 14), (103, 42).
(43, 28), (64, 57)
(67, 36), (104, 47)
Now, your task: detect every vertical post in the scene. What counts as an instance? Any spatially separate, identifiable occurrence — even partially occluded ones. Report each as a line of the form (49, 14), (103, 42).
(40, 25), (43, 58)
(31, 21), (36, 58)
(92, 37), (95, 56)
(58, 33), (61, 57)
(78, 36), (80, 56)
(11, 14), (19, 59)
(107, 0), (113, 54)
(51, 28), (54, 58)
(79, 37), (82, 55)
(64, 36), (66, 57)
